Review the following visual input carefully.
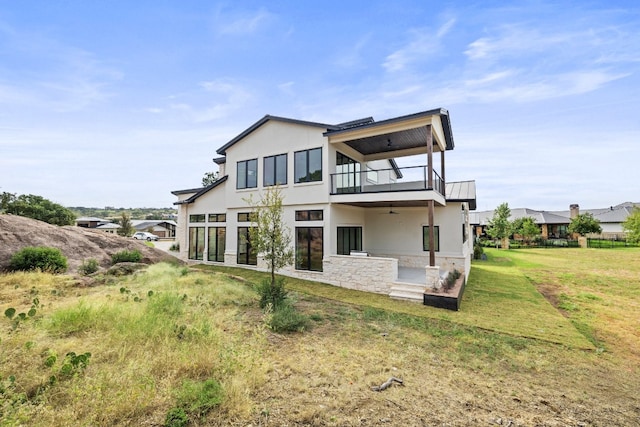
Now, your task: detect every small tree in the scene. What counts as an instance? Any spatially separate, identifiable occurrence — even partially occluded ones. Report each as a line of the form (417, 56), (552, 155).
(1, 192), (75, 225)
(117, 212), (135, 237)
(512, 217), (540, 244)
(568, 213), (602, 236)
(622, 207), (640, 244)
(245, 187), (293, 304)
(202, 171), (220, 187)
(486, 202), (512, 249)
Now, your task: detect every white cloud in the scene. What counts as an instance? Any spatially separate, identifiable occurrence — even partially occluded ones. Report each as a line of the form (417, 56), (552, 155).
(383, 28), (442, 72)
(216, 8), (274, 35)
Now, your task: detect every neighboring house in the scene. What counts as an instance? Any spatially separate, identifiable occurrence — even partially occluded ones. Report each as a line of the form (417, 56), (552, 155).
(76, 217), (110, 228)
(472, 202), (640, 239)
(172, 109), (477, 301)
(131, 220), (177, 238)
(95, 222), (121, 234)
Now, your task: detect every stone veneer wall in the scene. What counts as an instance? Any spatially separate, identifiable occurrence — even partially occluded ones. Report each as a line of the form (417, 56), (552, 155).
(373, 253), (468, 276)
(319, 255), (398, 295)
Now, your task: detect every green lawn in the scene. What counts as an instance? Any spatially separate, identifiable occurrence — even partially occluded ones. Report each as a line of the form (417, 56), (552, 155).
(199, 248), (596, 349)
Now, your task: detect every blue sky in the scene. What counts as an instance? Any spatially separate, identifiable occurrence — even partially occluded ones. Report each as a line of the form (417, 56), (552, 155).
(1, 1), (638, 211)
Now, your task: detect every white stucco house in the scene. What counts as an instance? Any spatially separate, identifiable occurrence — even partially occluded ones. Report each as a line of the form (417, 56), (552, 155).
(172, 109), (476, 302)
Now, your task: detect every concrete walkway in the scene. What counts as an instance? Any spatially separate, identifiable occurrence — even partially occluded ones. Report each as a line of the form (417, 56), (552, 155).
(397, 267), (425, 285)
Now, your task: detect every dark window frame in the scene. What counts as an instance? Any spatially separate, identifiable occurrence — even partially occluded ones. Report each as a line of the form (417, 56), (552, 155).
(263, 153), (288, 186)
(188, 226), (205, 260)
(295, 209), (323, 221)
(207, 227), (226, 262)
(189, 214), (205, 223)
(208, 213), (227, 222)
(237, 227), (257, 265)
(337, 226), (362, 255)
(237, 158), (258, 189)
(237, 212), (251, 222)
(294, 147), (322, 183)
(422, 226), (440, 252)
(295, 226), (323, 271)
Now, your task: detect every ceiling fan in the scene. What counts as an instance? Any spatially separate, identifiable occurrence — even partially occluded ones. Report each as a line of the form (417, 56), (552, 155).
(385, 205), (399, 214)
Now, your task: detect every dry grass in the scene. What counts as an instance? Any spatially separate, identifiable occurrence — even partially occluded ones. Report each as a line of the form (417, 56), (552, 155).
(2, 249), (640, 426)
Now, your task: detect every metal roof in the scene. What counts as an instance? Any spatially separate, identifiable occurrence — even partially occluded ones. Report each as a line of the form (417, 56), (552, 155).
(445, 180), (476, 210)
(173, 175), (228, 205)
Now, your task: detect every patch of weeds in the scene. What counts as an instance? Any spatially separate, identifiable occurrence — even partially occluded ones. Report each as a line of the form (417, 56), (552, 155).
(4, 297), (41, 330)
(255, 277), (288, 309)
(78, 258), (99, 275)
(174, 378), (224, 420)
(111, 249), (142, 264)
(266, 303), (309, 333)
(577, 292), (602, 301)
(557, 294), (579, 312)
(165, 407), (188, 427)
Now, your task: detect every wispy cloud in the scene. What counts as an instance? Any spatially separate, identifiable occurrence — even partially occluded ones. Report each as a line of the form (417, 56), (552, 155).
(215, 7), (274, 35)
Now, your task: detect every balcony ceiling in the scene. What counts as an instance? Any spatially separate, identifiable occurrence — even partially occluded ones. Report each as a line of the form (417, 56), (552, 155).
(344, 127), (433, 156)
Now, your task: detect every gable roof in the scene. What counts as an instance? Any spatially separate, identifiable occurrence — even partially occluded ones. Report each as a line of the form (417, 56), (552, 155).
(172, 175), (228, 205)
(216, 115), (339, 156)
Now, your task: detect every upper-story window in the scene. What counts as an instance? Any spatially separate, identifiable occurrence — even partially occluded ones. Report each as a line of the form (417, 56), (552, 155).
(237, 212), (251, 222)
(264, 154), (287, 186)
(208, 213), (226, 222)
(237, 159), (258, 189)
(294, 148), (322, 183)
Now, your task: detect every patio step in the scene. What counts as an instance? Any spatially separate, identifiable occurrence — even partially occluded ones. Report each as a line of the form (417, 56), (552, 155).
(389, 283), (426, 302)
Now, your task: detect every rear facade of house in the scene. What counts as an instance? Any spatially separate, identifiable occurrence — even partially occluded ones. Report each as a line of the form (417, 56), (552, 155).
(172, 109), (476, 298)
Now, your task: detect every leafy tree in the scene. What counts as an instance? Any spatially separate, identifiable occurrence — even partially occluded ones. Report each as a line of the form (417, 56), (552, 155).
(486, 202), (512, 249)
(568, 213), (602, 236)
(1, 192), (75, 225)
(245, 186), (294, 298)
(622, 207), (640, 243)
(117, 212), (135, 237)
(512, 216), (540, 244)
(202, 171), (220, 187)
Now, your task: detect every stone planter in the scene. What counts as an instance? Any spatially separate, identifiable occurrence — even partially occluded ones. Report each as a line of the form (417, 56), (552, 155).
(423, 275), (466, 311)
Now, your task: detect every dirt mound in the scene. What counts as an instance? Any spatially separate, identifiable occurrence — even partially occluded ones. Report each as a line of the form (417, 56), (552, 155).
(0, 214), (181, 274)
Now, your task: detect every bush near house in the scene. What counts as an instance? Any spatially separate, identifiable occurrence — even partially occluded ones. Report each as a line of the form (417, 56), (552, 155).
(9, 247), (68, 273)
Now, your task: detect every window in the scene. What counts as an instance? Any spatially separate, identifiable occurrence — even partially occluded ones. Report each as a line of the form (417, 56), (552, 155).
(189, 214), (205, 223)
(207, 227), (226, 262)
(295, 210), (323, 221)
(264, 154), (287, 186)
(294, 148), (322, 183)
(422, 226), (440, 252)
(366, 166), (378, 184)
(188, 227), (205, 260)
(237, 212), (251, 222)
(296, 227), (323, 271)
(237, 159), (258, 189)
(335, 152), (360, 193)
(208, 213), (226, 222)
(237, 227), (257, 265)
(337, 227), (362, 255)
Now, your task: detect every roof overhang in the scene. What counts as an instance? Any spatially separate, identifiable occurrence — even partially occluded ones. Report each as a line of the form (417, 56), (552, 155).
(324, 108), (454, 162)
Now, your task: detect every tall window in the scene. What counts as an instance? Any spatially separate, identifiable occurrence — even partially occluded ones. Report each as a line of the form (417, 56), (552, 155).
(237, 159), (258, 189)
(207, 227), (226, 262)
(294, 148), (322, 183)
(296, 227), (323, 271)
(188, 227), (205, 260)
(237, 227), (257, 265)
(422, 226), (440, 252)
(336, 152), (360, 193)
(337, 227), (362, 255)
(264, 154), (287, 186)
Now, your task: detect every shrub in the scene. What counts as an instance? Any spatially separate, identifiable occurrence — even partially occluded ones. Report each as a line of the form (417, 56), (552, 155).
(78, 258), (99, 275)
(164, 407), (188, 427)
(255, 277), (288, 309)
(111, 249), (142, 264)
(267, 303), (309, 333)
(169, 242), (180, 252)
(473, 243), (484, 260)
(9, 247), (67, 273)
(444, 269), (461, 290)
(175, 378), (224, 418)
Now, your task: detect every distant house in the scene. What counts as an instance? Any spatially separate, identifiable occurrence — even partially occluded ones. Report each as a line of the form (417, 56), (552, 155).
(171, 109), (477, 301)
(76, 217), (110, 228)
(131, 220), (177, 238)
(472, 202), (640, 239)
(95, 222), (121, 234)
